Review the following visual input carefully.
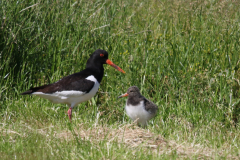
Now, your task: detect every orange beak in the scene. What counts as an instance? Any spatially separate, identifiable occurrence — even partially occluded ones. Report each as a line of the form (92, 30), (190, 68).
(106, 59), (125, 74)
(118, 93), (129, 98)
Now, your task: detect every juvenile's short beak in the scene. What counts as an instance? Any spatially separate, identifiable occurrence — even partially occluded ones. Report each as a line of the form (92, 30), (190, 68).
(118, 93), (129, 98)
(106, 59), (125, 74)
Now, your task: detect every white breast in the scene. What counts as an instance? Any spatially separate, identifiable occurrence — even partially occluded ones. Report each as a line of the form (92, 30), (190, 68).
(125, 100), (154, 126)
(32, 75), (100, 108)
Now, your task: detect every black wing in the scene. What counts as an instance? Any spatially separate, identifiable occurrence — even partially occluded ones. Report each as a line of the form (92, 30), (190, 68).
(143, 98), (158, 114)
(20, 71), (95, 94)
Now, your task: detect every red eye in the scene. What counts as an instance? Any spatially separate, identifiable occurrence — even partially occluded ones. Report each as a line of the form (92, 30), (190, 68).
(100, 53), (104, 57)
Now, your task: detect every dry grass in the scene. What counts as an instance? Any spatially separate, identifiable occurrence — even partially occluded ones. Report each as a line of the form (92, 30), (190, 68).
(1, 121), (239, 159)
(28, 122), (236, 159)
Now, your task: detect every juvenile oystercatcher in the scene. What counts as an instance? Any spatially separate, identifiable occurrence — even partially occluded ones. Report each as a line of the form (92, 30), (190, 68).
(21, 49), (125, 121)
(118, 86), (158, 127)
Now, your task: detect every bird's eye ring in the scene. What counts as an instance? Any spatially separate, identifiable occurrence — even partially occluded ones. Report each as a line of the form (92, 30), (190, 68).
(100, 53), (104, 57)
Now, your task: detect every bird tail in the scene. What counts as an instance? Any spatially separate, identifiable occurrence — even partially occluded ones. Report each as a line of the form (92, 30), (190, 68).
(20, 85), (50, 95)
(20, 90), (34, 95)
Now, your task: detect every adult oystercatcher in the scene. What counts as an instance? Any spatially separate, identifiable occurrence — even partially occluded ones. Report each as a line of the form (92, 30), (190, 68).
(21, 49), (125, 121)
(118, 86), (158, 127)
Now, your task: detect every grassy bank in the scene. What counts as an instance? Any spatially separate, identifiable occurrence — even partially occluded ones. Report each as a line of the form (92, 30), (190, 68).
(1, 0), (240, 159)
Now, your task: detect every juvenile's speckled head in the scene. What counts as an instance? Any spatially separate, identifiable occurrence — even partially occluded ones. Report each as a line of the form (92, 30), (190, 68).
(127, 86), (141, 97)
(118, 86), (141, 98)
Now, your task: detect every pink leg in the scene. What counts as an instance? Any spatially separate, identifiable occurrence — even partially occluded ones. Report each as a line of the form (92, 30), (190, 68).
(67, 108), (72, 121)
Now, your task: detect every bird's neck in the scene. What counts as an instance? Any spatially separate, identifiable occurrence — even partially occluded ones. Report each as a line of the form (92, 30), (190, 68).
(86, 64), (104, 83)
(127, 96), (143, 106)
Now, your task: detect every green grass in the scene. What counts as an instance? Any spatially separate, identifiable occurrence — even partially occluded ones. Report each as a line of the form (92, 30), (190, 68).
(1, 0), (240, 159)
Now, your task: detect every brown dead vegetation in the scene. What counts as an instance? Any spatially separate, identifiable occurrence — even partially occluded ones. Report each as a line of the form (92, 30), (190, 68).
(1, 122), (239, 159)
(53, 123), (238, 159)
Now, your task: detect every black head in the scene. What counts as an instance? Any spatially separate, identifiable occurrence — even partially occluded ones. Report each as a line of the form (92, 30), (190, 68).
(86, 49), (125, 73)
(88, 49), (109, 65)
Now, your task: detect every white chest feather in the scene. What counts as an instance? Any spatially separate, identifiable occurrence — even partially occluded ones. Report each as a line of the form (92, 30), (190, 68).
(125, 101), (154, 126)
(32, 75), (100, 107)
